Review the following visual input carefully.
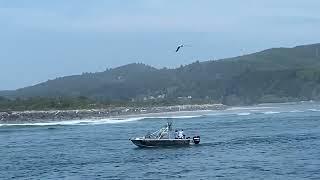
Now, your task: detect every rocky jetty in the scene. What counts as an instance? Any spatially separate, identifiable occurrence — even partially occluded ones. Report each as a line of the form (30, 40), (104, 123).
(0, 104), (227, 124)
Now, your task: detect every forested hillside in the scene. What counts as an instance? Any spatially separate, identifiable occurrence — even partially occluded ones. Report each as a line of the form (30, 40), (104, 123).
(1, 43), (320, 106)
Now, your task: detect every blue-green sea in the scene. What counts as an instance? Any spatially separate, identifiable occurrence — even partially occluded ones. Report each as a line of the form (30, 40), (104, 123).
(1, 102), (320, 179)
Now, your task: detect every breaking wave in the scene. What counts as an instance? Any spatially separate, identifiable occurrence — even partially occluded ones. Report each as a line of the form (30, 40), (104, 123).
(227, 106), (276, 111)
(237, 112), (251, 116)
(0, 115), (202, 127)
(262, 111), (281, 114)
(307, 109), (320, 112)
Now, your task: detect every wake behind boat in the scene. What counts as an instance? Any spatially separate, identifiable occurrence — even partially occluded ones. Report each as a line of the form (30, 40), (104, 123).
(130, 122), (200, 147)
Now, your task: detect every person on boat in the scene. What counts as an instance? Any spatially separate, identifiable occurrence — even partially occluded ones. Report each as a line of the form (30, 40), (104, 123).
(178, 129), (184, 139)
(181, 129), (185, 139)
(175, 130), (178, 139)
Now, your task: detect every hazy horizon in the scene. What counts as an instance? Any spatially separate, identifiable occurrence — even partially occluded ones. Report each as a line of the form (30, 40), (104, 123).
(1, 0), (320, 90)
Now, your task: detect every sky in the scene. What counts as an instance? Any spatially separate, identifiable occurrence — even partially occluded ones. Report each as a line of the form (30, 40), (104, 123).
(1, 0), (320, 90)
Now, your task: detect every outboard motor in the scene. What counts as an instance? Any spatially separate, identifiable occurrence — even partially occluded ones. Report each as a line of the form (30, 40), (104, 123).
(193, 136), (200, 144)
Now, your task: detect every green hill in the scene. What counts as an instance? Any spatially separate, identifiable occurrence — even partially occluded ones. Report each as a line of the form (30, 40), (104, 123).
(2, 43), (320, 106)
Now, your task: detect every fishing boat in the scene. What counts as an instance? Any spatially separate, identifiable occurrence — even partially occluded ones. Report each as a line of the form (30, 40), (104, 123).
(130, 122), (200, 147)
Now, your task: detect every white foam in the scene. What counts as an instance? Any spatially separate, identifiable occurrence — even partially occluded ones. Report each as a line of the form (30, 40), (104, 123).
(263, 111), (281, 114)
(228, 106), (275, 111)
(308, 109), (320, 112)
(0, 115), (201, 127)
(144, 115), (202, 119)
(0, 117), (145, 127)
(237, 112), (251, 116)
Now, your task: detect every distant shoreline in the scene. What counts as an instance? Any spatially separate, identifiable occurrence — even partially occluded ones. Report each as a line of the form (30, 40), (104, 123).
(0, 104), (227, 124)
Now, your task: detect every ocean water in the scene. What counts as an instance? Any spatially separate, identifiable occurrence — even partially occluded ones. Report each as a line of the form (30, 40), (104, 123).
(1, 102), (320, 179)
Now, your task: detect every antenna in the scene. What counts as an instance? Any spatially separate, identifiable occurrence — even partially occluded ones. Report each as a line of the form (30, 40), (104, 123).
(167, 118), (173, 131)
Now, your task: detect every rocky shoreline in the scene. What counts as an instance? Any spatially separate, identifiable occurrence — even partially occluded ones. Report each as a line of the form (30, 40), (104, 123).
(0, 104), (227, 124)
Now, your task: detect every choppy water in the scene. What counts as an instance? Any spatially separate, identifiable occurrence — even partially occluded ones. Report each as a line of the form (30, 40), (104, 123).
(1, 102), (320, 179)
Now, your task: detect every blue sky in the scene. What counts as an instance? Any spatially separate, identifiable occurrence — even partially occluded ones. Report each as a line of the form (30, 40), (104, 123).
(1, 0), (320, 90)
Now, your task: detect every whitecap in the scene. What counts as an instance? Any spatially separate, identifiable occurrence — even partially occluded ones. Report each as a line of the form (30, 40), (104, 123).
(0, 117), (146, 127)
(0, 114), (202, 127)
(144, 115), (202, 119)
(228, 106), (275, 111)
(237, 112), (251, 116)
(308, 109), (320, 112)
(263, 111), (281, 114)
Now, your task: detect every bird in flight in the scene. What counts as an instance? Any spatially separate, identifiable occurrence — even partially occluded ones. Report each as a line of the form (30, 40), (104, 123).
(175, 44), (184, 52)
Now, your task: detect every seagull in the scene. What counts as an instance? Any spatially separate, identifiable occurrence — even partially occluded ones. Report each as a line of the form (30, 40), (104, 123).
(175, 44), (184, 52)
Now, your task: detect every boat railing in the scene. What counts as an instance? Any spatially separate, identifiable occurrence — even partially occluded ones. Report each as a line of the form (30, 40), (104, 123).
(144, 122), (172, 139)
